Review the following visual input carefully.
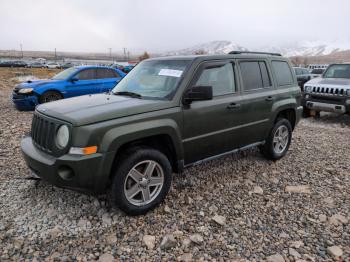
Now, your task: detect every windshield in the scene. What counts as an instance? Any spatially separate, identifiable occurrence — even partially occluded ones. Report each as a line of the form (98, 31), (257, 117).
(52, 67), (78, 80)
(112, 59), (190, 99)
(323, 64), (350, 79)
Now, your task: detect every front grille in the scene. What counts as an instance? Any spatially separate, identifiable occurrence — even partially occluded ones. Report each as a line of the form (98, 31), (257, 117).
(31, 112), (71, 156)
(31, 114), (57, 153)
(310, 86), (348, 96)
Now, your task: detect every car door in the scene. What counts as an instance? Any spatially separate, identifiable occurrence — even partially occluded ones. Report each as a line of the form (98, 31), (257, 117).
(95, 68), (122, 93)
(65, 68), (99, 97)
(182, 60), (244, 164)
(235, 59), (275, 147)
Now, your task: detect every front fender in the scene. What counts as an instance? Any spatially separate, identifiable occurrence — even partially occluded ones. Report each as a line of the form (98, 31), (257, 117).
(100, 119), (184, 161)
(33, 82), (66, 96)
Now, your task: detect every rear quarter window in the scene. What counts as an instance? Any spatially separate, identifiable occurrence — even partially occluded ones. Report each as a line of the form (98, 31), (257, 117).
(96, 68), (120, 79)
(272, 61), (294, 86)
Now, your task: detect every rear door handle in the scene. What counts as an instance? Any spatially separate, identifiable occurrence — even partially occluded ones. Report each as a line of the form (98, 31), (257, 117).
(227, 103), (241, 110)
(265, 96), (274, 102)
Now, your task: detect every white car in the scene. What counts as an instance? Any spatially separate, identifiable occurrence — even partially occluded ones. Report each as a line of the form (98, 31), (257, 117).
(46, 63), (60, 69)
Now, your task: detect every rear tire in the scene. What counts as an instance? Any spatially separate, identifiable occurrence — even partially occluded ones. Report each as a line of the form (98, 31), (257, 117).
(39, 91), (62, 104)
(111, 147), (172, 216)
(260, 119), (292, 161)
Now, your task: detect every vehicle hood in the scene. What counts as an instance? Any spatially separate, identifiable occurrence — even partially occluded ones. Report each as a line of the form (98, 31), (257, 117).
(16, 79), (61, 89)
(36, 94), (176, 126)
(305, 77), (350, 89)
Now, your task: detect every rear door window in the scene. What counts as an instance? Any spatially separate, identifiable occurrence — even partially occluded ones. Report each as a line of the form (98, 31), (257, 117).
(75, 69), (95, 80)
(239, 61), (271, 91)
(272, 61), (294, 86)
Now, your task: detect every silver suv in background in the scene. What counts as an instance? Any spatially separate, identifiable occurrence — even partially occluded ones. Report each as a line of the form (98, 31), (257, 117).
(303, 63), (350, 116)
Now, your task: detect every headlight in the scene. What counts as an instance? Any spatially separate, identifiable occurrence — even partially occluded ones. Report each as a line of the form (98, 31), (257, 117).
(346, 89), (350, 96)
(18, 88), (33, 94)
(305, 86), (312, 93)
(56, 125), (69, 149)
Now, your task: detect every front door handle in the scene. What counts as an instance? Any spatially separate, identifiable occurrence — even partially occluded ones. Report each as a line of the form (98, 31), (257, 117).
(265, 96), (274, 102)
(227, 103), (241, 110)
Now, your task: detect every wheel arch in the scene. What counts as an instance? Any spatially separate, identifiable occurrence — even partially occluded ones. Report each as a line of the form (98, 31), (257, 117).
(99, 120), (184, 183)
(273, 106), (297, 130)
(111, 134), (180, 174)
(35, 88), (64, 97)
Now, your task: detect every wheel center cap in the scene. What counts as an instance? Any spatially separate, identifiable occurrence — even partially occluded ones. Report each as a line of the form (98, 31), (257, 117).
(139, 178), (148, 187)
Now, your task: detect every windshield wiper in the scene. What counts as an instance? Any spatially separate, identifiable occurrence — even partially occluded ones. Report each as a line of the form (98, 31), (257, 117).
(113, 91), (142, 98)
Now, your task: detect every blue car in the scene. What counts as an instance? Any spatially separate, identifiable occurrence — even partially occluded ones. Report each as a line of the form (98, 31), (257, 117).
(12, 66), (126, 111)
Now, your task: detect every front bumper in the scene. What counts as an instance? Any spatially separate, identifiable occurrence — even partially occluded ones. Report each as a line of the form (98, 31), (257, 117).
(21, 136), (115, 194)
(305, 101), (347, 114)
(304, 94), (350, 114)
(12, 92), (38, 111)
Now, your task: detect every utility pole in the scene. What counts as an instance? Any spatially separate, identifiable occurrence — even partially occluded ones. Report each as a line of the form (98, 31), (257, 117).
(54, 48), (57, 61)
(108, 48), (112, 62)
(20, 43), (23, 59)
(123, 48), (127, 61)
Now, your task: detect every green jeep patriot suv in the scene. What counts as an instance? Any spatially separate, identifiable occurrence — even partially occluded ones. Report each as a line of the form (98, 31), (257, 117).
(21, 51), (303, 215)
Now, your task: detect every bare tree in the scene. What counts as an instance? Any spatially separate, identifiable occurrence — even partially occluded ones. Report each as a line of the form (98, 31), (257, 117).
(194, 49), (207, 55)
(139, 51), (150, 61)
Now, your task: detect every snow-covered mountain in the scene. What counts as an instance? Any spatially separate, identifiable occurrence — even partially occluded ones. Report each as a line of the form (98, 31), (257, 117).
(164, 41), (248, 56)
(259, 41), (348, 57)
(163, 40), (350, 57)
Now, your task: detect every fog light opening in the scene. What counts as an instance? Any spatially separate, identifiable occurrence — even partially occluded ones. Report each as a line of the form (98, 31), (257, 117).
(58, 165), (74, 180)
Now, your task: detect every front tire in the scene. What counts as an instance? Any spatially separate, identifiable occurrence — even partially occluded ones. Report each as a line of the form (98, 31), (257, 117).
(260, 119), (292, 160)
(111, 147), (172, 215)
(39, 91), (62, 104)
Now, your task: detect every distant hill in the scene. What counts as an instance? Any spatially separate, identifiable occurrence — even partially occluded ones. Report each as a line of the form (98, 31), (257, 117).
(162, 40), (350, 63)
(2, 40), (350, 64)
(164, 41), (248, 56)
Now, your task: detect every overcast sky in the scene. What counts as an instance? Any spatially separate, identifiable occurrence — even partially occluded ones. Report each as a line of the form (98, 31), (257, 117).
(0, 0), (349, 54)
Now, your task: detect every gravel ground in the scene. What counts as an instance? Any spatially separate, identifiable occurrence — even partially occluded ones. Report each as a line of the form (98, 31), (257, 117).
(0, 68), (349, 261)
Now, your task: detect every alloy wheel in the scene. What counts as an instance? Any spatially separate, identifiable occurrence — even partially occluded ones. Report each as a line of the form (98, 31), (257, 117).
(273, 125), (289, 154)
(123, 160), (164, 206)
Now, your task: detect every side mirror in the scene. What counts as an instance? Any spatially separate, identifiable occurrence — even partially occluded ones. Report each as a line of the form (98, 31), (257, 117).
(70, 77), (79, 82)
(183, 85), (213, 104)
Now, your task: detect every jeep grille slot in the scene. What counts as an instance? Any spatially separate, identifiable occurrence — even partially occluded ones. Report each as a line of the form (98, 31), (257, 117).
(309, 86), (346, 96)
(31, 114), (56, 153)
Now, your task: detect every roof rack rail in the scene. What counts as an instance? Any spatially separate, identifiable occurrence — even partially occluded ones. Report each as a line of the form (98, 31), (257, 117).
(229, 51), (282, 56)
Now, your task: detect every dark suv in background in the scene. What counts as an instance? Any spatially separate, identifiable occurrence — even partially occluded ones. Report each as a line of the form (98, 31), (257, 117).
(21, 51), (302, 215)
(293, 67), (314, 90)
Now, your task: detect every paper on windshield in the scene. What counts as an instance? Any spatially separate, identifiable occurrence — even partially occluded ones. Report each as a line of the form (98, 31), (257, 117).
(158, 69), (183, 78)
